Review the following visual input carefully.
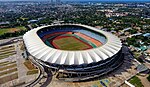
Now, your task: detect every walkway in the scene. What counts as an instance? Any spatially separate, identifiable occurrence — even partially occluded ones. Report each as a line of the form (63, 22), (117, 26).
(25, 57), (45, 87)
(15, 42), (27, 84)
(137, 75), (150, 87)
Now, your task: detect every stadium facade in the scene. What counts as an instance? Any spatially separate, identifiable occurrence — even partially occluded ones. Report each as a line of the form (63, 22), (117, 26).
(23, 24), (124, 81)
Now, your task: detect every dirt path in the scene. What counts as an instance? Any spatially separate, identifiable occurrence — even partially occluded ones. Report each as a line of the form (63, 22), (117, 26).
(137, 75), (150, 87)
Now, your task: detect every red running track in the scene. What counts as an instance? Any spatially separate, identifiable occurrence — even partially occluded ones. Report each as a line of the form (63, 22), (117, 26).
(51, 36), (93, 50)
(42, 31), (103, 48)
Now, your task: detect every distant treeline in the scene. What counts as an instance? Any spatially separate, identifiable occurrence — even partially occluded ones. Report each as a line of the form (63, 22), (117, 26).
(0, 30), (28, 40)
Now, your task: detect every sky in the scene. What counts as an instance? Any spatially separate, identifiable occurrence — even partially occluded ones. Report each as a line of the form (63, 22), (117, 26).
(0, 0), (150, 1)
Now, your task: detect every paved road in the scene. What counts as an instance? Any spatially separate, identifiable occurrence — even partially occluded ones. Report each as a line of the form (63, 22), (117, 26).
(40, 68), (53, 87)
(15, 42), (27, 84)
(0, 37), (23, 46)
(25, 57), (45, 87)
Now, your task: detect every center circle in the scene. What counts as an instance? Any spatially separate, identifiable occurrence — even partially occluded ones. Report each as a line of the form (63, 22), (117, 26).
(37, 25), (107, 51)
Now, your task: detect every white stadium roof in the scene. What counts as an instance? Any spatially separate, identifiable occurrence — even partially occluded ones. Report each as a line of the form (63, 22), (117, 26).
(23, 24), (122, 65)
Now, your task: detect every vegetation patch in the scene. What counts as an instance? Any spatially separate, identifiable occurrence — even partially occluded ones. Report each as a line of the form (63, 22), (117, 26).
(129, 76), (144, 87)
(0, 52), (16, 60)
(0, 29), (8, 36)
(24, 60), (37, 70)
(0, 48), (15, 53)
(0, 51), (16, 55)
(147, 74), (150, 82)
(0, 28), (27, 39)
(0, 45), (16, 60)
(0, 68), (17, 77)
(0, 73), (18, 84)
(20, 43), (25, 51)
(0, 61), (9, 65)
(0, 45), (14, 50)
(27, 69), (38, 75)
(0, 26), (26, 35)
(0, 64), (17, 71)
(133, 52), (141, 58)
(0, 61), (16, 67)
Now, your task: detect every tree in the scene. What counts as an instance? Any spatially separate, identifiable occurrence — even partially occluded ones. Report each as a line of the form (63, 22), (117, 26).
(147, 74), (150, 82)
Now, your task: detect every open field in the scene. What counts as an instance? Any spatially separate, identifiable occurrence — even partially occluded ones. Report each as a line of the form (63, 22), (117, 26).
(0, 45), (16, 60)
(0, 42), (39, 86)
(0, 64), (17, 71)
(0, 48), (15, 53)
(24, 60), (38, 75)
(27, 69), (38, 75)
(129, 76), (144, 87)
(0, 61), (9, 65)
(52, 36), (92, 50)
(0, 68), (17, 77)
(0, 26), (26, 35)
(0, 61), (16, 67)
(0, 73), (18, 84)
(0, 52), (16, 60)
(0, 45), (18, 84)
(0, 45), (15, 50)
(24, 60), (37, 70)
(0, 54), (18, 84)
(0, 50), (15, 55)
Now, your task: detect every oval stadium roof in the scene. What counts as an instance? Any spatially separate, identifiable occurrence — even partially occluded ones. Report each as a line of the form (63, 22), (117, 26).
(23, 24), (122, 65)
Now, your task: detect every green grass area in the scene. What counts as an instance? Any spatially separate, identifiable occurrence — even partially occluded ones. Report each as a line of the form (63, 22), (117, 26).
(27, 69), (38, 75)
(0, 52), (16, 60)
(15, 26), (26, 30)
(0, 51), (16, 55)
(0, 26), (26, 35)
(133, 52), (141, 58)
(0, 61), (9, 65)
(0, 48), (15, 53)
(0, 45), (15, 59)
(0, 61), (16, 67)
(0, 64), (17, 71)
(24, 60), (37, 70)
(0, 45), (14, 50)
(0, 68), (17, 77)
(53, 36), (91, 50)
(0, 73), (18, 84)
(129, 76), (144, 87)
(0, 29), (8, 35)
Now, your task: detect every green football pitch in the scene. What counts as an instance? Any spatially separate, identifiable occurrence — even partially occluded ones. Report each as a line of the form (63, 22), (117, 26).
(52, 36), (92, 50)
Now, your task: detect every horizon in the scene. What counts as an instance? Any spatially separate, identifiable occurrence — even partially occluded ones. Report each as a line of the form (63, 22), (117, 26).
(0, 0), (150, 2)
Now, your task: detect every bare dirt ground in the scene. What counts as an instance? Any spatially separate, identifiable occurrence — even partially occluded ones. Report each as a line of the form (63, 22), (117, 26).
(9, 28), (19, 32)
(137, 75), (150, 87)
(0, 41), (39, 87)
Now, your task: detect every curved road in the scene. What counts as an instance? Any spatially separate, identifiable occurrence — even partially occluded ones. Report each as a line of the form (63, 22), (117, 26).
(40, 68), (53, 87)
(25, 57), (45, 87)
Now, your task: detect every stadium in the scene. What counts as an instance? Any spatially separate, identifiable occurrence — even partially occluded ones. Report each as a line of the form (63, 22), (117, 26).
(23, 24), (124, 81)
